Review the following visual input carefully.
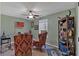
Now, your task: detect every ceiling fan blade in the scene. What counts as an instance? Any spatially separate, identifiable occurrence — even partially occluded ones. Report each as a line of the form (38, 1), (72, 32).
(34, 15), (39, 17)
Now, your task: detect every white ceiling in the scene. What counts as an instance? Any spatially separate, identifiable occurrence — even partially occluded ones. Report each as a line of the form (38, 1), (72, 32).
(1, 2), (76, 19)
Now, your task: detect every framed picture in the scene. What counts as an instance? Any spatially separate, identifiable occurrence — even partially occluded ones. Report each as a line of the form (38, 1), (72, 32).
(16, 22), (24, 28)
(34, 25), (39, 30)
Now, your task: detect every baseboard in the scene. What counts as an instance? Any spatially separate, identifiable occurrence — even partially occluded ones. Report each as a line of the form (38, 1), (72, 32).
(11, 41), (14, 44)
(46, 43), (59, 49)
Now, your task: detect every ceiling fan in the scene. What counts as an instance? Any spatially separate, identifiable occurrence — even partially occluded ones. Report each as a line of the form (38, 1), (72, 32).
(21, 10), (40, 27)
(22, 10), (40, 19)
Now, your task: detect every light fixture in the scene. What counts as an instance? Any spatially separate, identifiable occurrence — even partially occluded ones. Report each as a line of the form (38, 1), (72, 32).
(28, 11), (34, 19)
(25, 10), (39, 19)
(29, 15), (33, 18)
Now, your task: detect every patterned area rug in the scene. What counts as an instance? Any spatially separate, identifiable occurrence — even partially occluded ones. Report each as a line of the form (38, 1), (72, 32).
(42, 45), (61, 56)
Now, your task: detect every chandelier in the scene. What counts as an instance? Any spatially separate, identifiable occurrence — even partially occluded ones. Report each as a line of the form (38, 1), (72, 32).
(27, 11), (34, 19)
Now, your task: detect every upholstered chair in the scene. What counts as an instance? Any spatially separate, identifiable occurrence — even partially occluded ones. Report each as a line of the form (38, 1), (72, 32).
(33, 32), (47, 50)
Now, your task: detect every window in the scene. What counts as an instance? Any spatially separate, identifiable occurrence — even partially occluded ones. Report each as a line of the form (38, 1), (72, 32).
(39, 19), (48, 33)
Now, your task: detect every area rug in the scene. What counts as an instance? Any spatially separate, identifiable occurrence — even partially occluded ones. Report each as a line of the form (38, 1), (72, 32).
(42, 44), (61, 56)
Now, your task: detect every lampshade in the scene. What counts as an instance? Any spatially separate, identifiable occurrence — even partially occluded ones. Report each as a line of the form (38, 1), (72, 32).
(29, 15), (33, 18)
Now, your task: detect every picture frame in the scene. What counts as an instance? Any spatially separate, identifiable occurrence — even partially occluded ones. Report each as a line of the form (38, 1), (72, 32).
(34, 25), (39, 30)
(16, 22), (24, 28)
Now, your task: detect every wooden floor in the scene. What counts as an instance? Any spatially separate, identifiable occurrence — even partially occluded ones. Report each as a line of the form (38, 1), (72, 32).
(0, 49), (48, 56)
(0, 45), (48, 56)
(0, 43), (60, 56)
(32, 48), (48, 56)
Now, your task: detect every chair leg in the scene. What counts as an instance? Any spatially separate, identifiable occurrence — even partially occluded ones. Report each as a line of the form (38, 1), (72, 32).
(47, 49), (52, 56)
(1, 40), (2, 53)
(1, 44), (3, 53)
(44, 44), (46, 48)
(8, 39), (11, 49)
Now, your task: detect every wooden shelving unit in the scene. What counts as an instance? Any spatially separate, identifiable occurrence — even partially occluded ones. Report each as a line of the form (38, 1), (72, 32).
(58, 16), (75, 56)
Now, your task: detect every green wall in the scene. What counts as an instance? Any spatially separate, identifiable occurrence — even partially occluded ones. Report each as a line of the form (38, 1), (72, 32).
(0, 14), (39, 40)
(1, 15), (31, 36)
(40, 8), (76, 47)
(15, 18), (31, 34)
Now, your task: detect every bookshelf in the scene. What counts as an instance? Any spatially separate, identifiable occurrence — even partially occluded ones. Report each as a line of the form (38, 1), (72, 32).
(58, 16), (75, 56)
